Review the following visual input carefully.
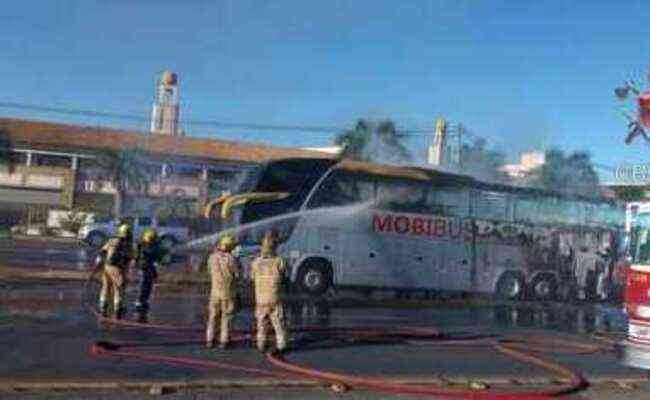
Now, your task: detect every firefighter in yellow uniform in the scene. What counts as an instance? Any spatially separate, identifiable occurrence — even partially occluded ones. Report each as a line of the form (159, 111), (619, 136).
(206, 234), (241, 349)
(251, 232), (288, 354)
(98, 223), (134, 319)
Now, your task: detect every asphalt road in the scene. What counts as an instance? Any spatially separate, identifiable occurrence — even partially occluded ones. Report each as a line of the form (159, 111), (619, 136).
(0, 238), (186, 271)
(1, 280), (649, 400)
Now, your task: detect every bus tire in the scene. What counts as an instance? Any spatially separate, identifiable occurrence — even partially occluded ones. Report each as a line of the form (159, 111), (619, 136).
(495, 272), (525, 301)
(528, 273), (558, 302)
(296, 259), (332, 297)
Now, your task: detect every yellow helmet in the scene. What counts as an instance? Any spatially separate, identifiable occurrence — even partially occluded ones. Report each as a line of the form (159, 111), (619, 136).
(117, 223), (131, 239)
(218, 233), (236, 252)
(260, 231), (276, 257)
(142, 228), (157, 243)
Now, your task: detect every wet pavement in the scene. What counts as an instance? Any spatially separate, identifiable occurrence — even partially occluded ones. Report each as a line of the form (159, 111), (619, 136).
(0, 280), (647, 392)
(0, 238), (185, 271)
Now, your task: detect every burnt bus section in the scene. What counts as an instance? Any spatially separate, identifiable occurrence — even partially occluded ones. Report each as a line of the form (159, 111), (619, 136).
(238, 158), (336, 245)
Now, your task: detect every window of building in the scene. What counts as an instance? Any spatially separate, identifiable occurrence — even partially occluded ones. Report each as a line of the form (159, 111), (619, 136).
(83, 181), (96, 192)
(9, 152), (27, 165)
(34, 154), (72, 168)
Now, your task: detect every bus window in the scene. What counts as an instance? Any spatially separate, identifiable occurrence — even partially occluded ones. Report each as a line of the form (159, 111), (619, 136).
(583, 202), (597, 225)
(376, 179), (428, 213)
(307, 171), (374, 209)
(426, 188), (470, 216)
(473, 191), (509, 222)
(535, 198), (556, 224)
(514, 197), (538, 224)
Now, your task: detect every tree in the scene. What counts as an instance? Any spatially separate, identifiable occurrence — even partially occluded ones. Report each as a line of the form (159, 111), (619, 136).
(334, 119), (411, 163)
(459, 138), (506, 182)
(94, 148), (149, 219)
(531, 148), (600, 197)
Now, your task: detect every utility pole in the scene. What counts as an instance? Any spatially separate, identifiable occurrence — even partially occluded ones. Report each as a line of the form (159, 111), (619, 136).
(457, 123), (463, 170)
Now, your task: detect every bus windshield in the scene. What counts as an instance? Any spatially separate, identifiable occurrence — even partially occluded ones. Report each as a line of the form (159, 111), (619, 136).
(235, 158), (335, 244)
(631, 213), (650, 264)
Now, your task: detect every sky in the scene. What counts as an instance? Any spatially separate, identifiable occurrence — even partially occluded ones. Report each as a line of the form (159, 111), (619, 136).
(1, 0), (650, 182)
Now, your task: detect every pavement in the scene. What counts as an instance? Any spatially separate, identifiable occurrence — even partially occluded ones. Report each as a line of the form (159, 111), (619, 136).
(1, 237), (650, 399)
(1, 280), (650, 400)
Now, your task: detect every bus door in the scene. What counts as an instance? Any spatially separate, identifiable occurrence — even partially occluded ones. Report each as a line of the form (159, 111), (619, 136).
(301, 170), (381, 287)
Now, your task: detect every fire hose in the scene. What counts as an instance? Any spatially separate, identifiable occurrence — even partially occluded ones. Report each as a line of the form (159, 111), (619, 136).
(85, 309), (615, 399)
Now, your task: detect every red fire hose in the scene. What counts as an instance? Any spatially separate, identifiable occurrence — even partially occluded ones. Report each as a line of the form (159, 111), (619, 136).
(87, 304), (609, 400)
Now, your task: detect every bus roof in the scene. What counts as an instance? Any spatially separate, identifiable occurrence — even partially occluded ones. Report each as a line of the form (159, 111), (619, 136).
(333, 159), (617, 206)
(335, 159), (476, 185)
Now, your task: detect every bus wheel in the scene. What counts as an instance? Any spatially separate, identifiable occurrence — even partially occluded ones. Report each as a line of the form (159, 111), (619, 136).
(297, 260), (332, 297)
(495, 272), (525, 301)
(529, 274), (558, 302)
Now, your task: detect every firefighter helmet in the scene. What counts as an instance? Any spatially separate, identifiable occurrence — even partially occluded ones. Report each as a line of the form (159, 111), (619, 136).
(218, 233), (236, 252)
(142, 228), (157, 243)
(117, 223), (131, 239)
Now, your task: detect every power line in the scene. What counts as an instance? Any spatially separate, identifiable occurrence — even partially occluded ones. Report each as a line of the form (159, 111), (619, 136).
(0, 101), (434, 135)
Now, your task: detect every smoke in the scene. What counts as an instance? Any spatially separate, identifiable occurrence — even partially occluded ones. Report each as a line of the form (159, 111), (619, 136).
(335, 119), (412, 165)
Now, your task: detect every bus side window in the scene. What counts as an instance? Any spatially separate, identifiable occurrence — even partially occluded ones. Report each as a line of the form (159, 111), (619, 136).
(307, 171), (374, 209)
(426, 188), (469, 216)
(473, 191), (508, 222)
(514, 197), (537, 224)
(376, 179), (428, 213)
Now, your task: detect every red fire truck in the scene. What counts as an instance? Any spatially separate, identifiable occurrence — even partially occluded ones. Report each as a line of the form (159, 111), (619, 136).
(622, 203), (650, 369)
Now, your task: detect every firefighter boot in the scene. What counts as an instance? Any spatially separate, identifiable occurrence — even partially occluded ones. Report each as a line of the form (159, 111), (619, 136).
(98, 301), (109, 318)
(115, 303), (127, 320)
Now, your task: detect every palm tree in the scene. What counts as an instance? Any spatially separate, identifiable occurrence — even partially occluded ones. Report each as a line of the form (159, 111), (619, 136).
(334, 119), (411, 163)
(533, 148), (600, 197)
(94, 148), (149, 219)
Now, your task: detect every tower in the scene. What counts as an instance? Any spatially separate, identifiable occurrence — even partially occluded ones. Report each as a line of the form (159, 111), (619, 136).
(428, 118), (447, 166)
(150, 71), (181, 136)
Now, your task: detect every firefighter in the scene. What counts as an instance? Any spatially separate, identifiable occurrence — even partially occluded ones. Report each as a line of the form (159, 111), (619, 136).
(98, 223), (134, 319)
(251, 232), (288, 354)
(134, 228), (165, 314)
(206, 233), (241, 350)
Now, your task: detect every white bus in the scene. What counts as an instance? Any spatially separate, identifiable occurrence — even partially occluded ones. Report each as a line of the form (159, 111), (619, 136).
(204, 158), (624, 300)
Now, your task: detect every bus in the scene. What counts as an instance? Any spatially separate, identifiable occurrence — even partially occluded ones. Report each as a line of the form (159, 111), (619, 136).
(202, 157), (624, 300)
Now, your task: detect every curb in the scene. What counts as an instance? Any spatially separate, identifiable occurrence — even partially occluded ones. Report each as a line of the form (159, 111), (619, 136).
(0, 378), (320, 392)
(2, 374), (649, 393)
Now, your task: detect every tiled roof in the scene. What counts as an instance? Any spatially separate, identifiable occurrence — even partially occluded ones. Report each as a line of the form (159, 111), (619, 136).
(0, 117), (334, 164)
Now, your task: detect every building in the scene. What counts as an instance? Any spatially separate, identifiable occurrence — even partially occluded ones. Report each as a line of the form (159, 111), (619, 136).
(427, 118), (448, 167)
(499, 151), (546, 180)
(0, 117), (333, 224)
(150, 71), (181, 137)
